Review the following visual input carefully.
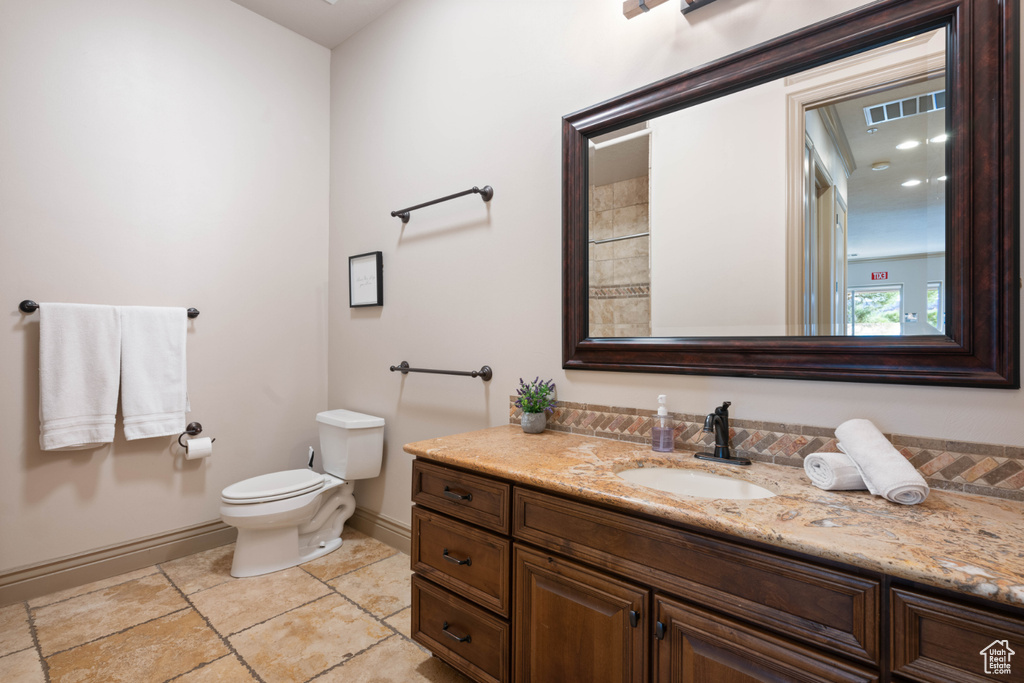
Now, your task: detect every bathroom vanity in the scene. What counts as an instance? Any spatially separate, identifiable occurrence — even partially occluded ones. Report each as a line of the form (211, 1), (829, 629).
(407, 426), (1024, 683)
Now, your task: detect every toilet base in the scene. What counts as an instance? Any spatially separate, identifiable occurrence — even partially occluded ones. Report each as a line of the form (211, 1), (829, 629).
(226, 480), (356, 578)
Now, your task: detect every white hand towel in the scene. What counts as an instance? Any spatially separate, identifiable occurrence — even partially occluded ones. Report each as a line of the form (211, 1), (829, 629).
(38, 303), (121, 450)
(804, 451), (867, 491)
(120, 306), (188, 440)
(834, 419), (930, 505)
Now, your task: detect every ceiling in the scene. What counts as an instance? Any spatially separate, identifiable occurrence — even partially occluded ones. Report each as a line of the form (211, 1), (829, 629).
(230, 0), (403, 49)
(832, 75), (947, 260)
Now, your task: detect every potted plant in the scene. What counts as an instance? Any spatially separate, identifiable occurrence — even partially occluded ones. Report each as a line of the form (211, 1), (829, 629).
(515, 377), (556, 434)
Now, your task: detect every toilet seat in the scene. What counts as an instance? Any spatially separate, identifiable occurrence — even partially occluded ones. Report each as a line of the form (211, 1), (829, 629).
(222, 469), (326, 504)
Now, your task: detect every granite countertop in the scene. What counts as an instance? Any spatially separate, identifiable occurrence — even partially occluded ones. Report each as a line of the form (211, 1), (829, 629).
(404, 424), (1024, 608)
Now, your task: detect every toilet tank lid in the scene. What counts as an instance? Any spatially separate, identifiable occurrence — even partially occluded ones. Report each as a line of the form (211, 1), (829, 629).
(317, 409), (385, 429)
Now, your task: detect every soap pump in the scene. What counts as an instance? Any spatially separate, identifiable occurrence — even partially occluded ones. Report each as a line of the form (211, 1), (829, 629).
(651, 395), (675, 453)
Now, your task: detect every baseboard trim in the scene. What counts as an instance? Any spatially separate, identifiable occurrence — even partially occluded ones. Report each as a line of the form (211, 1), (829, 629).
(0, 520), (237, 606)
(348, 507), (411, 555)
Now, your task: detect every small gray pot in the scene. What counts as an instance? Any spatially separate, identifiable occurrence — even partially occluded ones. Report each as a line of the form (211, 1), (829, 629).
(521, 412), (547, 434)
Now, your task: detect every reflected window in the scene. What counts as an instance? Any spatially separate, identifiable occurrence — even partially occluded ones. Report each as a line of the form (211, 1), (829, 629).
(927, 281), (944, 333)
(847, 285), (903, 335)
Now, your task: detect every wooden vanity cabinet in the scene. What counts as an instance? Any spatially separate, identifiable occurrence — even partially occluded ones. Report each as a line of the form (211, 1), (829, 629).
(514, 544), (647, 683)
(411, 457), (1024, 683)
(411, 460), (513, 682)
(654, 594), (877, 683)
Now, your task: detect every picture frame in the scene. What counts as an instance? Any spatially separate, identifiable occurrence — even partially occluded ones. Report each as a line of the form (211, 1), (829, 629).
(349, 251), (383, 307)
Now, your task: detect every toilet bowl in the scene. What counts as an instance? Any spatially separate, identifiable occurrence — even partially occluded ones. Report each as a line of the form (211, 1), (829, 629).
(220, 409), (384, 577)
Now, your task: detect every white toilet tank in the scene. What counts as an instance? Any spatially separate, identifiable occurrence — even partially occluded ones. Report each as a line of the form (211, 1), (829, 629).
(316, 409), (385, 480)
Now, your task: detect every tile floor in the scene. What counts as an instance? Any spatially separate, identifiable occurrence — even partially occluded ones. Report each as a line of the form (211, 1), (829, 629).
(0, 530), (472, 683)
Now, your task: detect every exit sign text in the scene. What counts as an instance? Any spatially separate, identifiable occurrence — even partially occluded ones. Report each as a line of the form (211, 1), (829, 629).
(871, 272), (888, 280)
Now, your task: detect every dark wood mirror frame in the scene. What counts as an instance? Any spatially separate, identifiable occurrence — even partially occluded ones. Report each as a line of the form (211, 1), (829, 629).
(563, 0), (1019, 388)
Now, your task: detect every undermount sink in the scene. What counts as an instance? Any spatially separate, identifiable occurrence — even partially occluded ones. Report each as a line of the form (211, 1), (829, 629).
(617, 467), (776, 500)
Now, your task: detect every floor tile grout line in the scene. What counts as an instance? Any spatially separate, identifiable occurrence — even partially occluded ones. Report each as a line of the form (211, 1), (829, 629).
(298, 544), (401, 584)
(301, 633), (400, 683)
(0, 645), (36, 660)
(295, 557), (414, 677)
(23, 600), (52, 683)
(27, 566), (161, 611)
(222, 591), (336, 639)
(164, 653), (248, 683)
(156, 566), (267, 683)
(41, 605), (193, 659)
(300, 557), (407, 631)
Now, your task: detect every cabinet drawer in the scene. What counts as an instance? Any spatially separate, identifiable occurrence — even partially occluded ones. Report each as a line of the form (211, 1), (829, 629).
(413, 460), (510, 533)
(513, 488), (880, 665)
(413, 507), (511, 617)
(891, 587), (1024, 682)
(655, 594), (878, 683)
(412, 574), (509, 683)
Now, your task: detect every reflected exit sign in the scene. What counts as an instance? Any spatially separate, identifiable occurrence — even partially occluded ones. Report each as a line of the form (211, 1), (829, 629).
(871, 272), (888, 280)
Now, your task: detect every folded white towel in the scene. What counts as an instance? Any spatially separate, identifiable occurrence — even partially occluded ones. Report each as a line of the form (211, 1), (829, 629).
(38, 303), (121, 450)
(804, 451), (867, 491)
(120, 306), (188, 440)
(834, 419), (929, 505)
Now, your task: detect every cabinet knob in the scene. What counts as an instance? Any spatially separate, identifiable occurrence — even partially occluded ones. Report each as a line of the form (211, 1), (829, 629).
(629, 610), (640, 628)
(655, 621), (666, 640)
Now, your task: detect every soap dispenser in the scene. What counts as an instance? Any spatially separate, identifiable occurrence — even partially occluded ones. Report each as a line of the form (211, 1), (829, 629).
(652, 395), (675, 453)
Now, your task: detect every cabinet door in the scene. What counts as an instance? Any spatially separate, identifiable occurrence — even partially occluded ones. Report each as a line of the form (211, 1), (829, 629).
(514, 545), (647, 683)
(654, 595), (877, 683)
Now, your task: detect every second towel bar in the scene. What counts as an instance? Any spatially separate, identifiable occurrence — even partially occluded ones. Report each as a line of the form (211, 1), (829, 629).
(390, 361), (492, 382)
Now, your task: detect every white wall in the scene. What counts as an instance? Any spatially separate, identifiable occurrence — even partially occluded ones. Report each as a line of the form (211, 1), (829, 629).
(328, 0), (1024, 531)
(0, 0), (330, 571)
(649, 79), (788, 336)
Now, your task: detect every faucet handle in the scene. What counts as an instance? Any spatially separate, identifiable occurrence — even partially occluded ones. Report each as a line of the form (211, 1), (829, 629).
(702, 413), (715, 432)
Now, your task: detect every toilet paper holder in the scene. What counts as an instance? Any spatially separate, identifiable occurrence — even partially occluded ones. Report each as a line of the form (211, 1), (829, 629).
(178, 422), (215, 449)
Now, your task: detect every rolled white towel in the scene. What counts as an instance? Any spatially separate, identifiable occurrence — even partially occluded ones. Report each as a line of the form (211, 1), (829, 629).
(804, 451), (867, 491)
(835, 419), (929, 505)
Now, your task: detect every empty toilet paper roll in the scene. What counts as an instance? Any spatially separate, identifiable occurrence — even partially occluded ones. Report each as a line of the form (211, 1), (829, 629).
(185, 437), (213, 460)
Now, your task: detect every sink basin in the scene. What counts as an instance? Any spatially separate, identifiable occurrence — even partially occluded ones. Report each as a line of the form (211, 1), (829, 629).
(617, 467), (775, 500)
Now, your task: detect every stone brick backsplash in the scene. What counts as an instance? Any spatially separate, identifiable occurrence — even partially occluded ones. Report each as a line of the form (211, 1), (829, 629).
(509, 398), (1024, 502)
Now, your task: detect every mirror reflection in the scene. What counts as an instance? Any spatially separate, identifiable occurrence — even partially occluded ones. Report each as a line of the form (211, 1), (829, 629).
(587, 28), (947, 338)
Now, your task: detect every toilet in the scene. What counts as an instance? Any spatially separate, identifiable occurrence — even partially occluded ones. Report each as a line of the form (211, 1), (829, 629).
(220, 409), (384, 577)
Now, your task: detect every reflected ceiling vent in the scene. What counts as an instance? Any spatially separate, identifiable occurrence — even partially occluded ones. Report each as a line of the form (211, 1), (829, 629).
(863, 89), (945, 126)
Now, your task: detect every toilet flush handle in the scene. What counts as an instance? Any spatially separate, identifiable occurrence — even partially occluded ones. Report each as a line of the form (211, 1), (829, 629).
(308, 447), (315, 469)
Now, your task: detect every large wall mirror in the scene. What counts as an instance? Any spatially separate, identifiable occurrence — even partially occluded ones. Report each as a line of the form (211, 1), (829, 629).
(563, 0), (1018, 387)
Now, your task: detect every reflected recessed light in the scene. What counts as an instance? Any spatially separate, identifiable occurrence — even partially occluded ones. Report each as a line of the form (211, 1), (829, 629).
(866, 128), (879, 135)
(871, 161), (890, 171)
(896, 140), (921, 150)
(929, 133), (948, 143)
(938, 175), (948, 181)
(902, 179), (922, 187)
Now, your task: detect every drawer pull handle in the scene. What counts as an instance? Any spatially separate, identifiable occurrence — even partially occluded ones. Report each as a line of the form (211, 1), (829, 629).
(442, 621), (472, 643)
(442, 548), (472, 566)
(629, 610), (639, 628)
(443, 486), (473, 502)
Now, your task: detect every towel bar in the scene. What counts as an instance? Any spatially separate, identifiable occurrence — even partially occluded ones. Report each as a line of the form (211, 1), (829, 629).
(389, 360), (492, 382)
(19, 300), (200, 319)
(390, 185), (493, 223)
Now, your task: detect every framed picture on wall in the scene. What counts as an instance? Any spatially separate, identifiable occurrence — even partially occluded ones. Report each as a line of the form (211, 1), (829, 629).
(349, 251), (383, 307)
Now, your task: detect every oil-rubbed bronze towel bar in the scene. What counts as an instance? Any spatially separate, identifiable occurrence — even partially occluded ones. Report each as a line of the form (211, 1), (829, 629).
(390, 185), (493, 223)
(390, 360), (492, 382)
(19, 300), (200, 318)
